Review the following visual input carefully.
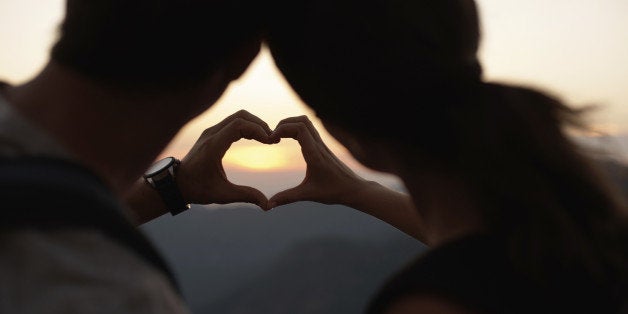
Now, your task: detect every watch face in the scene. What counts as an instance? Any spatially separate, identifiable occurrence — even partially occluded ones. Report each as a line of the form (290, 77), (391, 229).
(145, 157), (175, 177)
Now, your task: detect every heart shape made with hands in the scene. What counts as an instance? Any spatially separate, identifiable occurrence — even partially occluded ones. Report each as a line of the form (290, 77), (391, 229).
(223, 138), (306, 198)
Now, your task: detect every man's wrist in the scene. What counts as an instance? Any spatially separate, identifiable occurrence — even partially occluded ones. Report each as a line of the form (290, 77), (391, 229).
(143, 157), (190, 215)
(173, 160), (195, 206)
(125, 178), (171, 225)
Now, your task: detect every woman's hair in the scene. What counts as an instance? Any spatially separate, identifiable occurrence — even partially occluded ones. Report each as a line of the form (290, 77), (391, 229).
(51, 0), (262, 91)
(265, 0), (628, 296)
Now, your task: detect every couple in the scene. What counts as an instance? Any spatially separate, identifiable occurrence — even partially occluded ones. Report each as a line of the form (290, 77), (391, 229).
(1, 0), (627, 313)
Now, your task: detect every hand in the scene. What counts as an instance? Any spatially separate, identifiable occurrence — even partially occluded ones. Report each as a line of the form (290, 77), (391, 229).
(267, 115), (425, 242)
(177, 110), (277, 210)
(267, 115), (369, 208)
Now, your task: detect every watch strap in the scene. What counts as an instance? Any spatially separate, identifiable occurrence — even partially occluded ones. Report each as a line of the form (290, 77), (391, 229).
(144, 158), (190, 216)
(152, 172), (189, 215)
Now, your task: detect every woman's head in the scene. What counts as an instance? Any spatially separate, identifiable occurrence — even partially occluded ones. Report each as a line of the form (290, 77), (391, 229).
(265, 0), (483, 143)
(266, 0), (628, 290)
(265, 0), (495, 173)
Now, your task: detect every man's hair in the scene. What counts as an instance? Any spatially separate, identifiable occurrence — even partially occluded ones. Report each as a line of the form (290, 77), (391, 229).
(51, 0), (261, 90)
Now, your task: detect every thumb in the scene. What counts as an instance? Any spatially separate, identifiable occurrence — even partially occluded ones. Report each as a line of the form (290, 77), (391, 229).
(268, 186), (308, 210)
(230, 184), (269, 211)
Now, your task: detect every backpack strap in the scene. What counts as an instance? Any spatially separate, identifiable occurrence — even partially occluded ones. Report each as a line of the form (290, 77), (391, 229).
(0, 157), (182, 296)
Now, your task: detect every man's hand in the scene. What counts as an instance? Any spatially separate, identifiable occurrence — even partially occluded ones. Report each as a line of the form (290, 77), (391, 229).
(177, 110), (276, 209)
(125, 110), (277, 225)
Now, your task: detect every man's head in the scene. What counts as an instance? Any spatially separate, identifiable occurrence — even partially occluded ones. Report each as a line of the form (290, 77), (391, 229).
(6, 0), (265, 192)
(51, 0), (263, 93)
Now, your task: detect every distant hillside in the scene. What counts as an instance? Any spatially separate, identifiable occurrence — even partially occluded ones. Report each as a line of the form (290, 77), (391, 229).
(140, 202), (426, 314)
(204, 236), (421, 314)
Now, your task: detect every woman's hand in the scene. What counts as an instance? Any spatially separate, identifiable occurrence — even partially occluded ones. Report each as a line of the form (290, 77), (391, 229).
(268, 115), (369, 208)
(268, 115), (426, 243)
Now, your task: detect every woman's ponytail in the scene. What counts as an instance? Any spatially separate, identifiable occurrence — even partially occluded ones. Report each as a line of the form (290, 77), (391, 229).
(471, 82), (628, 291)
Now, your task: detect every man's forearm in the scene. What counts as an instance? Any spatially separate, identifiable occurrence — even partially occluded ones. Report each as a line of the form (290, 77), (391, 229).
(124, 179), (170, 226)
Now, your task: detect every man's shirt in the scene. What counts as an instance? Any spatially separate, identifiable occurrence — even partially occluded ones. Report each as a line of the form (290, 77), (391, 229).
(0, 86), (189, 314)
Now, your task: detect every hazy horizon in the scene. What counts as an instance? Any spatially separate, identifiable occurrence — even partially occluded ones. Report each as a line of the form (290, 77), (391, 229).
(1, 0), (627, 178)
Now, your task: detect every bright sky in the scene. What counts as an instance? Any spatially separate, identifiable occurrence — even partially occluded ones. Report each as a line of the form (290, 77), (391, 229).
(1, 0), (627, 191)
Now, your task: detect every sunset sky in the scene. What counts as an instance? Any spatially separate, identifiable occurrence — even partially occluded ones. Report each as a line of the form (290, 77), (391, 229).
(1, 0), (627, 194)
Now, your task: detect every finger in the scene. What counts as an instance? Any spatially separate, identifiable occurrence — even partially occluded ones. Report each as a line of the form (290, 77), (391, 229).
(218, 118), (274, 146)
(221, 184), (270, 211)
(209, 110), (274, 137)
(275, 115), (323, 142)
(274, 116), (335, 156)
(268, 186), (308, 209)
(271, 122), (322, 163)
(271, 121), (317, 144)
(236, 110), (273, 134)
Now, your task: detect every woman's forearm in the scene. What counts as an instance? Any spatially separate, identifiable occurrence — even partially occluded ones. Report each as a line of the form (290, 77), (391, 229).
(343, 180), (427, 244)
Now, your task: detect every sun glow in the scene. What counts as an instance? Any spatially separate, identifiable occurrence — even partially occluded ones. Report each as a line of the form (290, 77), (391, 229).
(223, 139), (305, 171)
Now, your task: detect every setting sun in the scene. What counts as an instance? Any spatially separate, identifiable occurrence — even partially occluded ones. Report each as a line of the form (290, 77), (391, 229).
(223, 139), (305, 171)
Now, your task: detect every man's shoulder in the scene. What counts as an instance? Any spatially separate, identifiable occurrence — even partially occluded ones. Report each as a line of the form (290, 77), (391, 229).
(0, 156), (113, 210)
(0, 156), (188, 313)
(0, 229), (189, 313)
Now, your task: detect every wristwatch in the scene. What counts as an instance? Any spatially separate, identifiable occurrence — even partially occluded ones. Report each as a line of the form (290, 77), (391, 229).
(143, 156), (190, 215)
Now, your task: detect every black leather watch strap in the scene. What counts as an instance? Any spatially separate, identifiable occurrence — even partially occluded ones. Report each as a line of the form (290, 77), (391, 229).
(152, 172), (189, 215)
(144, 157), (190, 216)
